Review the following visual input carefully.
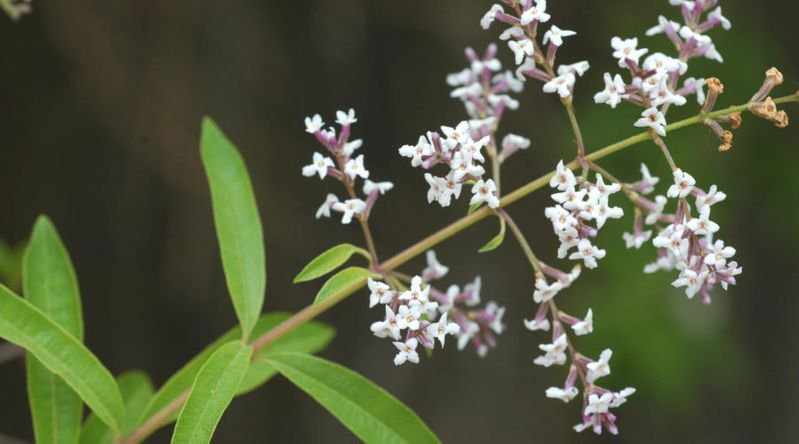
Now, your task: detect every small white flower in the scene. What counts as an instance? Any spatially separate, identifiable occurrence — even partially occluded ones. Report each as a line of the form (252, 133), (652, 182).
(335, 108), (357, 126)
(643, 52), (687, 75)
(470, 179), (500, 208)
(546, 386), (579, 403)
(304, 114), (324, 133)
(686, 206), (719, 235)
(646, 15), (681, 36)
(315, 193), (339, 219)
(341, 138), (363, 157)
(501, 133), (531, 152)
(425, 173), (445, 205)
(371, 306), (401, 339)
(594, 73), (628, 108)
(623, 230), (653, 249)
(302, 152), (335, 179)
(423, 250), (449, 280)
(393, 338), (419, 365)
(586, 348), (612, 383)
(542, 72), (575, 98)
(427, 313), (460, 347)
(508, 38), (535, 65)
(672, 267), (709, 298)
(480, 4), (504, 30)
(545, 205), (578, 232)
(549, 160), (576, 191)
(368, 278), (394, 308)
(696, 185), (726, 210)
(634, 107), (667, 136)
(551, 187), (586, 211)
(645, 195), (668, 225)
(557, 61), (590, 77)
(572, 308), (593, 336)
(610, 387), (637, 408)
(543, 25), (576, 47)
(363, 180), (394, 195)
(569, 239), (606, 269)
(611, 36), (648, 68)
(666, 169), (696, 198)
(523, 317), (550, 331)
(653, 224), (688, 257)
(639, 163), (660, 194)
(332, 198), (366, 224)
(584, 392), (613, 416)
(441, 121), (471, 149)
(557, 227), (580, 259)
(704, 239), (736, 268)
(708, 6), (731, 30)
(534, 333), (568, 367)
(519, 0), (550, 26)
(344, 154), (369, 180)
(533, 277), (563, 303)
(396, 304), (422, 330)
(500, 26), (525, 41)
(399, 276), (431, 308)
(398, 135), (433, 167)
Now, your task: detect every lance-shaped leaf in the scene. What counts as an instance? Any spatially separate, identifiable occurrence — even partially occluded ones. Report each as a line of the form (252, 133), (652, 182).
(171, 341), (252, 444)
(201, 117), (266, 341)
(23, 216), (85, 444)
(265, 353), (440, 444)
(294, 243), (370, 283)
(79, 371), (155, 444)
(141, 313), (334, 425)
(314, 267), (376, 305)
(478, 217), (505, 253)
(0, 284), (124, 434)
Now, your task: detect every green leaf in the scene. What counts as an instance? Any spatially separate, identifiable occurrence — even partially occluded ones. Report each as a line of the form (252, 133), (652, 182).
(23, 216), (85, 444)
(141, 313), (334, 425)
(314, 267), (375, 305)
(171, 341), (253, 444)
(294, 243), (370, 283)
(477, 217), (505, 253)
(201, 117), (266, 342)
(265, 353), (440, 444)
(0, 284), (124, 434)
(79, 371), (155, 444)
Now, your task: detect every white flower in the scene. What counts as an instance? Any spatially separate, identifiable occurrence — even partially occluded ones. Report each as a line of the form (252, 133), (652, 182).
(457, 321), (479, 350)
(341, 139), (363, 157)
(460, 136), (488, 163)
(551, 186), (586, 211)
(534, 334), (568, 367)
(572, 308), (593, 336)
(398, 135), (433, 167)
(426, 313), (460, 347)
(634, 107), (667, 136)
(524, 317), (550, 331)
(441, 121), (471, 149)
(335, 108), (357, 126)
(519, 0), (550, 26)
(302, 152), (334, 179)
(399, 276), (431, 308)
(304, 114), (324, 133)
(344, 154), (369, 180)
(649, 76), (687, 107)
(546, 386), (579, 403)
(557, 227), (580, 259)
(470, 179), (500, 208)
(584, 392), (613, 415)
(586, 348), (612, 383)
(639, 163), (660, 194)
(543, 25), (576, 47)
(696, 185), (726, 210)
(423, 250), (449, 280)
(683, 77), (706, 105)
(315, 193), (339, 219)
(653, 224), (688, 257)
(708, 6), (731, 30)
(363, 180), (394, 195)
(368, 278), (394, 308)
(486, 301), (506, 334)
(501, 133), (531, 152)
(569, 239), (606, 269)
(545, 205), (578, 232)
(594, 73), (627, 108)
(508, 38), (535, 65)
(704, 239), (736, 268)
(332, 198), (366, 224)
(396, 304), (422, 330)
(549, 160), (576, 191)
(686, 206), (719, 235)
(611, 36), (648, 68)
(645, 195), (668, 225)
(646, 15), (681, 36)
(393, 338), (419, 365)
(623, 230), (652, 249)
(666, 169), (696, 198)
(542, 72), (575, 98)
(370, 306), (401, 339)
(557, 61), (590, 77)
(610, 387), (637, 408)
(643, 52), (687, 75)
(533, 277), (563, 303)
(500, 26), (525, 41)
(480, 4), (504, 30)
(672, 267), (709, 298)
(425, 173), (445, 205)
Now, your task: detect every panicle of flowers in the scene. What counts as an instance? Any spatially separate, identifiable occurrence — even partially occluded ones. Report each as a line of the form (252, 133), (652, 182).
(593, 0), (733, 137)
(624, 167), (741, 304)
(1, 0), (32, 20)
(481, 0), (590, 101)
(545, 161), (624, 270)
(369, 251), (506, 364)
(301, 109), (394, 224)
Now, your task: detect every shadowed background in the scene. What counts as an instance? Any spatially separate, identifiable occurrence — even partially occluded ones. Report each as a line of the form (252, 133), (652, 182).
(1, 0), (798, 442)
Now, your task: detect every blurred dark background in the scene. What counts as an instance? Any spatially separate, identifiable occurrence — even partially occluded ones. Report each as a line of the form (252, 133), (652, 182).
(1, 0), (798, 442)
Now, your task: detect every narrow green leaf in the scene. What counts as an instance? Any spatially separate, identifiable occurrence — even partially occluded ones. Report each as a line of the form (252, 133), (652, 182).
(314, 267), (375, 305)
(201, 117), (266, 341)
(478, 217), (505, 253)
(171, 341), (253, 444)
(266, 353), (440, 444)
(79, 371), (155, 444)
(0, 285), (124, 434)
(294, 243), (370, 283)
(23, 216), (85, 444)
(141, 313), (334, 424)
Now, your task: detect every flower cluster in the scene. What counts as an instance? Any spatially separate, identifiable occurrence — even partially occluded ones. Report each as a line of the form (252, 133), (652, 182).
(626, 168), (740, 303)
(594, 0), (731, 135)
(302, 110), (394, 224)
(369, 251), (507, 364)
(545, 161), (624, 269)
(482, 0), (590, 100)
